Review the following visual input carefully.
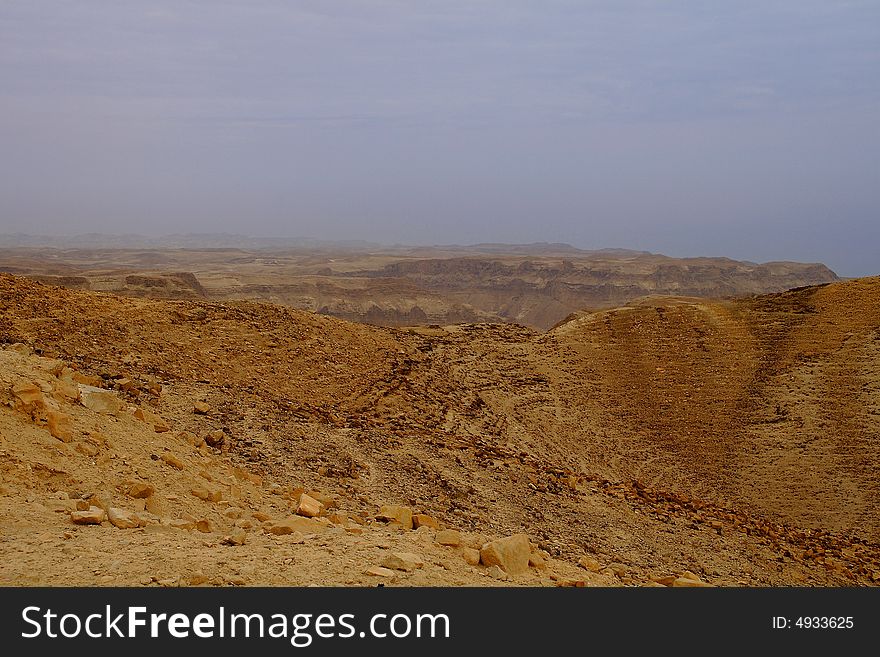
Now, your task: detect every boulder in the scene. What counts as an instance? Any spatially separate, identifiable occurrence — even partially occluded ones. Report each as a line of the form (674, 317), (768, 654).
(52, 376), (80, 402)
(296, 493), (324, 518)
(160, 453), (185, 470)
(578, 556), (602, 572)
(205, 430), (225, 447)
(71, 507), (106, 525)
(376, 505), (413, 530)
(480, 534), (531, 576)
(265, 516), (327, 535)
(413, 514), (441, 529)
(529, 551), (547, 570)
(365, 566), (396, 578)
(127, 482), (155, 499)
(380, 552), (425, 572)
(193, 401), (211, 415)
(461, 547), (481, 566)
(107, 507), (139, 529)
(12, 380), (45, 409)
(79, 386), (122, 415)
(195, 519), (214, 533)
(435, 529), (462, 547)
(46, 410), (74, 442)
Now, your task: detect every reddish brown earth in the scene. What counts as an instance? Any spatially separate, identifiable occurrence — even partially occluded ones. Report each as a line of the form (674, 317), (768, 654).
(0, 272), (877, 587)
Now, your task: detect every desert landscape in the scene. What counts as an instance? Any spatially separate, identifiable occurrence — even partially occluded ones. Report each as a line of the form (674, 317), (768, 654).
(0, 239), (837, 329)
(0, 246), (877, 588)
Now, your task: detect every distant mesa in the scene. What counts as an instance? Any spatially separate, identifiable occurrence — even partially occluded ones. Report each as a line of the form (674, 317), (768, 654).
(0, 234), (839, 330)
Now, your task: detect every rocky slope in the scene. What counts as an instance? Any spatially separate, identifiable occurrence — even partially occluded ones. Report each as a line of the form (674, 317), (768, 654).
(0, 272), (877, 587)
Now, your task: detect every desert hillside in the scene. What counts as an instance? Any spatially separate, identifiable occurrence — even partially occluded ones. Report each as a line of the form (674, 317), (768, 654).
(0, 244), (837, 329)
(0, 272), (877, 587)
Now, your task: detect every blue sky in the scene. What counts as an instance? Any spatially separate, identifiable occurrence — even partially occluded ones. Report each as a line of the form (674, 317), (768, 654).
(1, 1), (878, 274)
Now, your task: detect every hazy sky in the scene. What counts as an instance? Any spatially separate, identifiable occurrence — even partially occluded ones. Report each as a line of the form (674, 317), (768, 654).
(1, 1), (878, 275)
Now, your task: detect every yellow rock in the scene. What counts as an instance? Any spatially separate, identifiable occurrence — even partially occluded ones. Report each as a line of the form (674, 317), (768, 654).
(296, 493), (324, 518)
(480, 534), (531, 576)
(578, 556), (602, 572)
(71, 507), (106, 525)
(160, 453), (185, 470)
(435, 529), (462, 546)
(381, 552), (425, 572)
(413, 514), (441, 529)
(376, 505), (413, 530)
(46, 410), (74, 442)
(127, 482), (155, 499)
(107, 507), (139, 529)
(461, 547), (481, 566)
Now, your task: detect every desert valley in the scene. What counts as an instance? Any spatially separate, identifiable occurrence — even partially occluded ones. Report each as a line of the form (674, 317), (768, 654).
(0, 244), (877, 587)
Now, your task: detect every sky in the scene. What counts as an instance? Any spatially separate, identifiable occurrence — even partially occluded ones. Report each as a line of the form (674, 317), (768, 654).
(0, 1), (878, 276)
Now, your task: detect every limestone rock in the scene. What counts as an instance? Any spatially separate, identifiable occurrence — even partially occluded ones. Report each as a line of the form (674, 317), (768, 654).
(435, 529), (462, 547)
(412, 513), (440, 530)
(144, 495), (165, 515)
(160, 453), (185, 470)
(529, 551), (547, 570)
(52, 376), (80, 402)
(306, 491), (338, 509)
(376, 505), (413, 530)
(487, 565), (509, 581)
(461, 547), (481, 566)
(296, 493), (324, 518)
(12, 380), (45, 409)
(381, 552), (425, 572)
(71, 507), (106, 525)
(46, 410), (74, 442)
(128, 482), (155, 499)
(79, 386), (122, 415)
(265, 516), (327, 535)
(205, 430), (225, 447)
(480, 534), (531, 576)
(195, 519), (214, 533)
(578, 556), (602, 572)
(107, 507), (139, 529)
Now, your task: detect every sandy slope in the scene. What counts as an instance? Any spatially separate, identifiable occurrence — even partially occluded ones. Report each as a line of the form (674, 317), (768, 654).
(0, 273), (878, 586)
